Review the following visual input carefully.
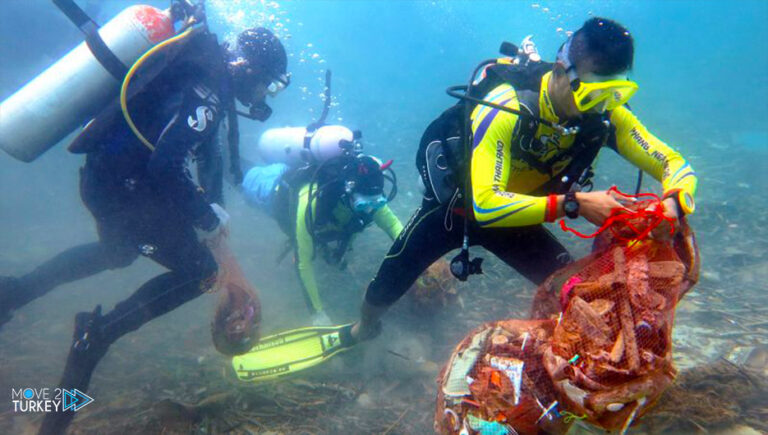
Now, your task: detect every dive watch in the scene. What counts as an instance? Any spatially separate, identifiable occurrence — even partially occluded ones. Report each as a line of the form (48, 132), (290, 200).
(563, 192), (580, 219)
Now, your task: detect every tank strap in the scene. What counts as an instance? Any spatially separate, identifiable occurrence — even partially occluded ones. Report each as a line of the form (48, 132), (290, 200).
(53, 0), (129, 80)
(302, 70), (333, 157)
(302, 127), (319, 154)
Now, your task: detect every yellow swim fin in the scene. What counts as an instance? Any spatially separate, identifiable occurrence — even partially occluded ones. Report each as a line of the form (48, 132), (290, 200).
(232, 323), (355, 382)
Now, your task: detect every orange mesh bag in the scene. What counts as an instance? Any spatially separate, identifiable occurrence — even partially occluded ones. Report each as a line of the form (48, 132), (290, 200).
(532, 193), (699, 320)
(536, 190), (699, 431)
(408, 259), (461, 310)
(435, 320), (573, 435)
(208, 240), (262, 356)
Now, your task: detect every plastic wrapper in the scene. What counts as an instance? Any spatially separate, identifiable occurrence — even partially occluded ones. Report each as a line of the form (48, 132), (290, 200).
(208, 240), (261, 356)
(435, 320), (573, 435)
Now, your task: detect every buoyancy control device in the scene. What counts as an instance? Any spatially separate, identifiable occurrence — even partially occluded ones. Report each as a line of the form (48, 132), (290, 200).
(434, 38), (641, 281)
(436, 39), (583, 281)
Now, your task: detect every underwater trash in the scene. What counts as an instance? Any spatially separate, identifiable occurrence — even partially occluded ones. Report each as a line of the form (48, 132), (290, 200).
(408, 258), (461, 310)
(207, 239), (262, 356)
(440, 197), (701, 434)
(436, 320), (573, 435)
(538, 203), (699, 431)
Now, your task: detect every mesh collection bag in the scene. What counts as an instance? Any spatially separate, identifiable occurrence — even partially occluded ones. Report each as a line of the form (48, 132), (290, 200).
(542, 241), (682, 431)
(531, 215), (699, 320)
(208, 239), (262, 356)
(537, 196), (699, 431)
(435, 320), (573, 435)
(437, 192), (700, 434)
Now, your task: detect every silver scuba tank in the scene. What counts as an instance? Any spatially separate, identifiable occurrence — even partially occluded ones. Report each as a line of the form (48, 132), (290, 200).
(0, 5), (174, 162)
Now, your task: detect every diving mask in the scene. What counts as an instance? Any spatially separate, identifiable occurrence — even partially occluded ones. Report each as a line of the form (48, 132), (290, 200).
(557, 38), (638, 112)
(351, 193), (387, 213)
(267, 73), (290, 97)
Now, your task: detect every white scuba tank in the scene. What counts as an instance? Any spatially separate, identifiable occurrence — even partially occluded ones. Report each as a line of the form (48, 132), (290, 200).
(257, 125), (354, 167)
(0, 5), (174, 162)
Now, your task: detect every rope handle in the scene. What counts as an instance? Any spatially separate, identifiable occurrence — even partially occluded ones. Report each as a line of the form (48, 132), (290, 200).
(559, 186), (675, 241)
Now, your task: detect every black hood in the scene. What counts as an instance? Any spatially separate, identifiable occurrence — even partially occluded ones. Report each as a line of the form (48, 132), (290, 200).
(344, 155), (384, 196)
(231, 27), (287, 79)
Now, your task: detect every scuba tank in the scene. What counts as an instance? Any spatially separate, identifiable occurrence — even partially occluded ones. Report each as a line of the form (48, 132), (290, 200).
(253, 70), (358, 168)
(0, 2), (195, 162)
(257, 125), (356, 167)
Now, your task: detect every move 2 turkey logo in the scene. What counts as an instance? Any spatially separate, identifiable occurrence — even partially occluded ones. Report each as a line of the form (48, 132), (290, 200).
(10, 387), (93, 413)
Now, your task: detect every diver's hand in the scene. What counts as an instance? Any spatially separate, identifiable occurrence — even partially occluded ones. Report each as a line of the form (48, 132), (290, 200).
(661, 197), (680, 221)
(650, 197), (680, 240)
(196, 203), (230, 243)
(577, 189), (634, 227)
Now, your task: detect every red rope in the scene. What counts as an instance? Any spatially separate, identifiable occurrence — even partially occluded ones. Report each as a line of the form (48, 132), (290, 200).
(559, 187), (676, 241)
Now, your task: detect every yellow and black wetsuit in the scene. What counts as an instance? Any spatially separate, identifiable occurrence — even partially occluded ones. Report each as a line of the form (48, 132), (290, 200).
(364, 70), (697, 308)
(293, 183), (403, 314)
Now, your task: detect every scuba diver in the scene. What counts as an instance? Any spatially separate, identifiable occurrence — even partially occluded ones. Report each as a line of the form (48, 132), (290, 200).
(240, 70), (403, 326)
(349, 17), (698, 341)
(0, 2), (288, 433)
(242, 150), (403, 326)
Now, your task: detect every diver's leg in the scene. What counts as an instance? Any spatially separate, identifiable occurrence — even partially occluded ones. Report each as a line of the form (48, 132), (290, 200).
(37, 271), (215, 435)
(38, 221), (216, 434)
(98, 233), (217, 341)
(0, 243), (137, 313)
(0, 209), (138, 327)
(1, 162), (140, 328)
(478, 225), (572, 285)
(91, 214), (218, 345)
(352, 201), (462, 340)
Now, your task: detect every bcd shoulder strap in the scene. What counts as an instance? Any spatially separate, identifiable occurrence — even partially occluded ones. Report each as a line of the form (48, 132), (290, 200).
(509, 89), (553, 176)
(533, 114), (614, 194)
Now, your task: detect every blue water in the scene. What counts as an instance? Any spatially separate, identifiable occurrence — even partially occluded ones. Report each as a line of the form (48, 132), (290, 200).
(1, 1), (767, 434)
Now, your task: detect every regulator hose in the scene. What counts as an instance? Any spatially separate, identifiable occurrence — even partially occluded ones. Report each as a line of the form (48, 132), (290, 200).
(120, 24), (201, 151)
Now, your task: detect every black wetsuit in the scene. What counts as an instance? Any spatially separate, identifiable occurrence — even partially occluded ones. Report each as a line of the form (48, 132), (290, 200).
(363, 196), (571, 308)
(0, 33), (231, 435)
(363, 108), (573, 309)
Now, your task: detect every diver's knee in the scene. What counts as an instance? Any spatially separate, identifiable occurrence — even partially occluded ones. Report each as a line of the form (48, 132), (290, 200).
(104, 246), (138, 269)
